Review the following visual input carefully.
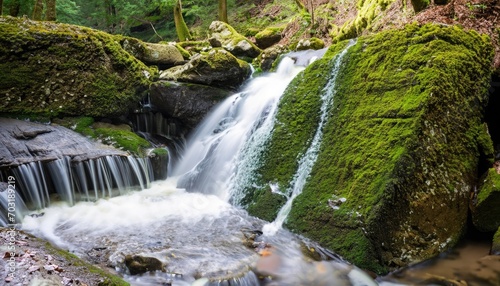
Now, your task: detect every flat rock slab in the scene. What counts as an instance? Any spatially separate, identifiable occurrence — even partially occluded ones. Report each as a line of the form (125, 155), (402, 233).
(0, 118), (125, 167)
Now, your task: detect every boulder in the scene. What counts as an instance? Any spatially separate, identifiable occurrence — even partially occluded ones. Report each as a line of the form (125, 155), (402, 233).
(122, 38), (185, 67)
(0, 17), (156, 118)
(208, 21), (262, 59)
(150, 81), (231, 128)
(159, 48), (251, 90)
(255, 26), (284, 49)
(472, 167), (500, 232)
(0, 118), (125, 168)
(244, 24), (494, 273)
(296, 37), (325, 51)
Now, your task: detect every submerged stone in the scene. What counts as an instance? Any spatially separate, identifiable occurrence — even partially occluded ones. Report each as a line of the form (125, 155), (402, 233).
(124, 255), (164, 275)
(247, 24), (494, 273)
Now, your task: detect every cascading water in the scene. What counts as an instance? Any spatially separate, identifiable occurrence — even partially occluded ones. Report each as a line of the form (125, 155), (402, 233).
(263, 40), (356, 236)
(12, 46), (380, 286)
(0, 155), (153, 226)
(173, 49), (328, 200)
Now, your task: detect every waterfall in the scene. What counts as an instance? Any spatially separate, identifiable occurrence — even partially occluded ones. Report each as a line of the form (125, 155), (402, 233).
(173, 49), (328, 200)
(263, 40), (356, 236)
(0, 155), (153, 225)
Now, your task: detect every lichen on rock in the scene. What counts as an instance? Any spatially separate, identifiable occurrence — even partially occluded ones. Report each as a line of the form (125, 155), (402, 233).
(208, 21), (262, 59)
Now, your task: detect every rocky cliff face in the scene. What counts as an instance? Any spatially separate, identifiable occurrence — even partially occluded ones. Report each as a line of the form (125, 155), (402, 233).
(244, 24), (494, 273)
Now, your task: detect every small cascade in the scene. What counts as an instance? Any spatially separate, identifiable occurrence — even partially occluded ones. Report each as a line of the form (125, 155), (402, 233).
(0, 155), (153, 224)
(263, 40), (356, 236)
(173, 49), (328, 200)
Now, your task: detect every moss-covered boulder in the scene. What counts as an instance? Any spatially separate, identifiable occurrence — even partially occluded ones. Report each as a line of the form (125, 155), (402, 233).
(0, 16), (156, 118)
(159, 48), (251, 90)
(296, 37), (325, 51)
(208, 21), (262, 59)
(255, 26), (284, 49)
(121, 38), (184, 67)
(254, 45), (289, 72)
(472, 168), (500, 232)
(150, 81), (231, 128)
(245, 24), (493, 273)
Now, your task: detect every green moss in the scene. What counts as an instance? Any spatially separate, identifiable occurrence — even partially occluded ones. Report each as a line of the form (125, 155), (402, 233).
(247, 24), (493, 273)
(93, 124), (151, 154)
(246, 188), (288, 222)
(255, 26), (284, 41)
(473, 168), (500, 232)
(0, 16), (156, 118)
(151, 148), (168, 156)
(42, 241), (129, 285)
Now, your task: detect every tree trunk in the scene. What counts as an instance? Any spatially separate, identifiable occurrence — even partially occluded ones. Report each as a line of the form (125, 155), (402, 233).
(32, 0), (44, 20)
(173, 0), (192, 41)
(45, 0), (56, 21)
(0, 0), (3, 15)
(9, 0), (20, 16)
(218, 0), (228, 23)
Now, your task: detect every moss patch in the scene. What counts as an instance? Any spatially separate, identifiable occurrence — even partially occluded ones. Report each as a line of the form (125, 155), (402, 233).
(473, 168), (500, 232)
(0, 16), (156, 119)
(247, 24), (493, 273)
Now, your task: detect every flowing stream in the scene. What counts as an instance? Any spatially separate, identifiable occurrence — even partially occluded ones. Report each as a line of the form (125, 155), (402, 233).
(15, 48), (381, 285)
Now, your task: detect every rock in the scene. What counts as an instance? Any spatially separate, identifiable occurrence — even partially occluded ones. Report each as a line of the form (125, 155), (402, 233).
(0, 16), (156, 118)
(122, 38), (185, 67)
(124, 255), (164, 275)
(0, 118), (125, 168)
(150, 81), (232, 128)
(296, 37), (325, 51)
(492, 227), (500, 255)
(255, 26), (284, 49)
(255, 45), (289, 72)
(247, 24), (494, 273)
(159, 48), (251, 90)
(472, 168), (500, 232)
(208, 21), (262, 59)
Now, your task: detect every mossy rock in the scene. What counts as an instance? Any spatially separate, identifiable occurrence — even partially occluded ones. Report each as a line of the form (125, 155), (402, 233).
(121, 37), (184, 67)
(255, 26), (284, 49)
(296, 37), (325, 51)
(208, 21), (262, 59)
(331, 0), (397, 42)
(0, 16), (157, 118)
(53, 117), (151, 155)
(472, 168), (500, 232)
(246, 24), (493, 273)
(411, 0), (430, 12)
(159, 48), (251, 90)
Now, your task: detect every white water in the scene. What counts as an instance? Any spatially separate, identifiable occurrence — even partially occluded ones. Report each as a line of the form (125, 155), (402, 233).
(172, 52), (323, 200)
(263, 41), (356, 236)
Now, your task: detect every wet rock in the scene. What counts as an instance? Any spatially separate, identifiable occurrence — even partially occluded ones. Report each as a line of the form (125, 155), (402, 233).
(208, 21), (262, 59)
(255, 45), (289, 72)
(150, 81), (231, 128)
(0, 118), (125, 167)
(159, 48), (251, 90)
(124, 254), (164, 275)
(472, 168), (500, 232)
